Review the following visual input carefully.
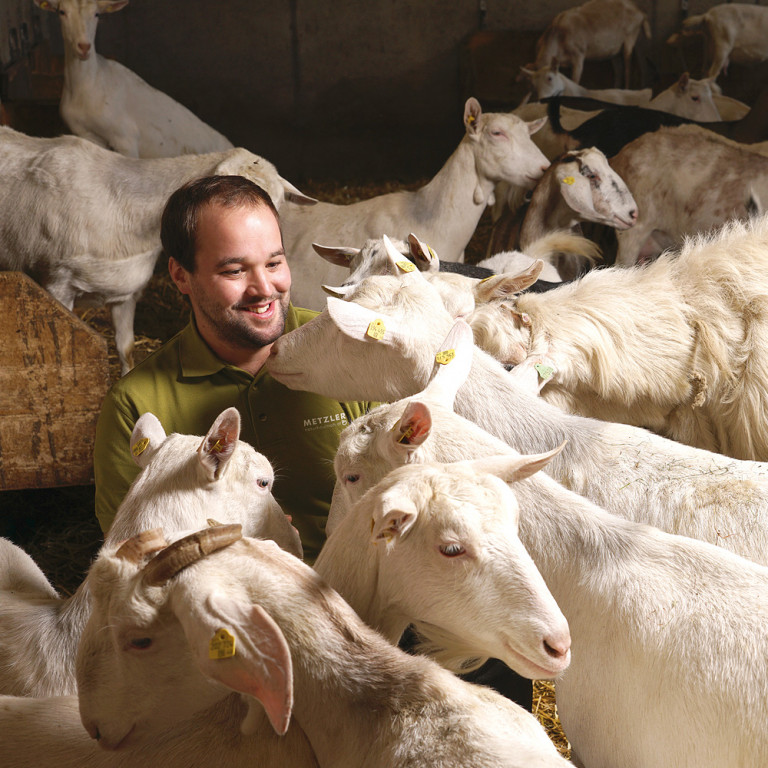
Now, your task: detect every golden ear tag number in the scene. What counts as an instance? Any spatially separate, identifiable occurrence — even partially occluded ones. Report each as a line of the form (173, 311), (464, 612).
(561, 176), (575, 185)
(366, 319), (386, 340)
(396, 260), (416, 273)
(131, 437), (150, 457)
(397, 425), (415, 444)
(435, 349), (456, 365)
(534, 363), (554, 380)
(209, 628), (236, 660)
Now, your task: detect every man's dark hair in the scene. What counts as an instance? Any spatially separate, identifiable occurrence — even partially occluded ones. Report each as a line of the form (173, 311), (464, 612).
(161, 175), (280, 272)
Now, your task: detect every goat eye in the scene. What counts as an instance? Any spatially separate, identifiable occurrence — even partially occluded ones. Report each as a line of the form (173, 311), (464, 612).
(128, 637), (152, 650)
(491, 129), (506, 138)
(257, 478), (270, 489)
(344, 474), (360, 484)
(439, 543), (466, 557)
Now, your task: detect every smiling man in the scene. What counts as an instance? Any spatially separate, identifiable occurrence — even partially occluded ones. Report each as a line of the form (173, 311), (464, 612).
(93, 176), (373, 561)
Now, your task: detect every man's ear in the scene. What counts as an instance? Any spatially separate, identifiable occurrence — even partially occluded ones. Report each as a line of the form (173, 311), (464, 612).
(168, 256), (192, 296)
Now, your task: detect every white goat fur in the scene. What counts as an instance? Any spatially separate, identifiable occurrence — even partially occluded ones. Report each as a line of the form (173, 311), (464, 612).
(315, 231), (597, 315)
(471, 214), (768, 461)
(314, 456), (572, 679)
(0, 692), (316, 768)
(610, 124), (768, 266)
(266, 270), (768, 566)
(36, 0), (233, 158)
(0, 126), (307, 373)
(278, 97), (550, 310)
(0, 408), (300, 697)
(521, 60), (652, 105)
(668, 2), (768, 79)
(75, 529), (571, 768)
(533, 0), (650, 86)
(329, 388), (768, 768)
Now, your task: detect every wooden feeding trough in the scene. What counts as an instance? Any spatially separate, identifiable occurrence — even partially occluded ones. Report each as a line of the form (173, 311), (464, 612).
(0, 272), (109, 490)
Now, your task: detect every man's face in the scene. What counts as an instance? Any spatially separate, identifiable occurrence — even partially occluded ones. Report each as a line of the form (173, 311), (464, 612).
(171, 203), (291, 352)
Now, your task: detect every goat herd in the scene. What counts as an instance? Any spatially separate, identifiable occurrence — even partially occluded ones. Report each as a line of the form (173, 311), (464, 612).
(2, 0), (768, 766)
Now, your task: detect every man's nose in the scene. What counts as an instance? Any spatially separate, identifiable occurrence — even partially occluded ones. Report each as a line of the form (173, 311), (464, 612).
(246, 270), (272, 296)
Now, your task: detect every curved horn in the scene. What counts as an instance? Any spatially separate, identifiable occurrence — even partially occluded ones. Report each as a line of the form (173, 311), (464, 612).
(142, 524), (243, 587)
(114, 528), (168, 564)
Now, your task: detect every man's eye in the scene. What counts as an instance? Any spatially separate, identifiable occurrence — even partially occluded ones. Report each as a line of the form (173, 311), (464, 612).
(222, 269), (243, 276)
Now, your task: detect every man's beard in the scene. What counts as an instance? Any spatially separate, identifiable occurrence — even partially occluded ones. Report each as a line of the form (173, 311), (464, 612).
(198, 294), (289, 349)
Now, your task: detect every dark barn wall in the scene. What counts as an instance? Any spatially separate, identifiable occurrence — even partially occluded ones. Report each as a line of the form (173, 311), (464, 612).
(2, 0), (766, 181)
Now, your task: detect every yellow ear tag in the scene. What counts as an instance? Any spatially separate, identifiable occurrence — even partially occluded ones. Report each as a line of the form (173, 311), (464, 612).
(534, 363), (554, 381)
(396, 260), (416, 273)
(427, 246), (437, 261)
(435, 349), (456, 365)
(479, 275), (495, 283)
(561, 176), (575, 185)
(131, 437), (150, 457)
(467, 114), (476, 125)
(366, 319), (386, 340)
(397, 424), (415, 444)
(209, 628), (236, 660)
(210, 439), (224, 453)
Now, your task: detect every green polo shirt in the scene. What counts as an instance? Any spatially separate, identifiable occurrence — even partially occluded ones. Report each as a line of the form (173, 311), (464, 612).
(93, 305), (372, 561)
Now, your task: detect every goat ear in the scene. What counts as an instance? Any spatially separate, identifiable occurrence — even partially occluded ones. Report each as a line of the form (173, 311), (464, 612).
(198, 408), (241, 482)
(465, 442), (567, 483)
(519, 65), (535, 78)
(382, 234), (428, 285)
(464, 97), (483, 135)
(422, 319), (474, 406)
(97, 0), (130, 14)
(407, 233), (440, 273)
(677, 72), (690, 91)
(281, 177), (317, 206)
(391, 401), (432, 452)
(474, 261), (544, 302)
(179, 594), (293, 736)
(33, 0), (60, 10)
(313, 243), (360, 268)
(130, 412), (167, 469)
(322, 283), (354, 298)
(371, 496), (419, 543)
(527, 117), (548, 136)
(326, 297), (403, 345)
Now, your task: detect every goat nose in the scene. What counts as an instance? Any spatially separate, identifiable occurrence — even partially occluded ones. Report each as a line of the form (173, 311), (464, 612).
(629, 209), (638, 221)
(78, 42), (91, 53)
(543, 629), (571, 660)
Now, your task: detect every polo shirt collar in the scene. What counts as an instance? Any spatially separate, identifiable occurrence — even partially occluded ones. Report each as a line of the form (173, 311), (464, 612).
(178, 305), (302, 379)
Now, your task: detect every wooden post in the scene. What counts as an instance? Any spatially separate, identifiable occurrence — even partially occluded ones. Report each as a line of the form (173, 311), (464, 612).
(0, 272), (110, 490)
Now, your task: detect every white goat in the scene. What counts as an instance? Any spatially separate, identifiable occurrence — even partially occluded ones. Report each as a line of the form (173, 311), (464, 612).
(667, 2), (768, 79)
(76, 525), (572, 768)
(521, 60), (652, 105)
(314, 230), (594, 316)
(266, 258), (768, 566)
(610, 123), (768, 265)
(0, 408), (300, 697)
(314, 452), (572, 678)
(0, 126), (311, 373)
(489, 147), (635, 279)
(0, 691), (316, 768)
(329, 385), (768, 767)
(35, 0), (233, 157)
(533, 0), (650, 86)
(471, 215), (768, 461)
(648, 71), (722, 121)
(278, 97), (550, 310)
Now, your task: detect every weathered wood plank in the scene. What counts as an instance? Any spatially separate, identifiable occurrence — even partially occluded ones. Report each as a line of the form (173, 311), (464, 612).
(0, 272), (109, 490)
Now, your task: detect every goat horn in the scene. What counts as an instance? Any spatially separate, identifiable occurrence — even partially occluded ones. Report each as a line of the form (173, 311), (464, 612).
(114, 528), (168, 564)
(142, 524), (243, 586)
